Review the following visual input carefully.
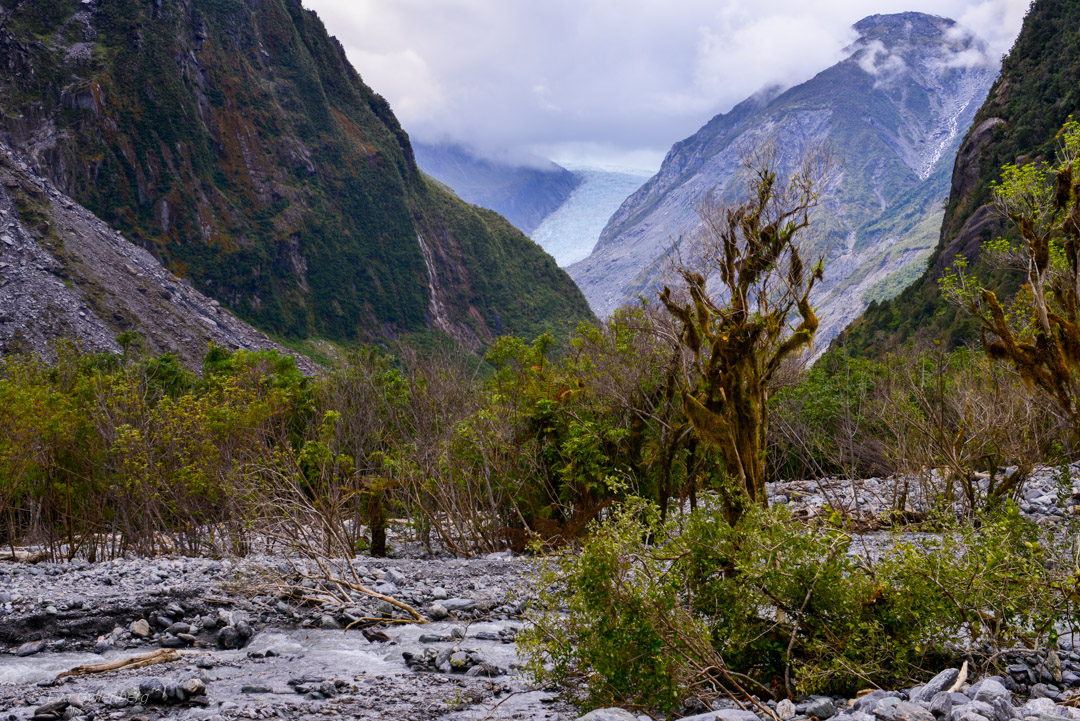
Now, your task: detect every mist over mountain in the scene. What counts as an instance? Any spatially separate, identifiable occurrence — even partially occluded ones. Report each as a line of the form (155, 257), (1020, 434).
(413, 142), (580, 235)
(568, 12), (998, 345)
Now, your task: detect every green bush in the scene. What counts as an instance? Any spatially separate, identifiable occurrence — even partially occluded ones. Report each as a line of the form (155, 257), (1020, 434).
(521, 499), (1070, 713)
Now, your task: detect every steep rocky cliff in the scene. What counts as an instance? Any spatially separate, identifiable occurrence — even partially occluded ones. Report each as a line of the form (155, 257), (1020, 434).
(841, 0), (1080, 353)
(0, 0), (592, 348)
(569, 13), (996, 345)
(0, 141), (315, 370)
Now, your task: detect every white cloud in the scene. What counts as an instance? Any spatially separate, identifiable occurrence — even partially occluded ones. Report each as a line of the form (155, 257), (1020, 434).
(302, 0), (1029, 167)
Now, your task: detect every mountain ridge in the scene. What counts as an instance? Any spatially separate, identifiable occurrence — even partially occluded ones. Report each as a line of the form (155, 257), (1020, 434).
(569, 12), (997, 344)
(839, 0), (1080, 354)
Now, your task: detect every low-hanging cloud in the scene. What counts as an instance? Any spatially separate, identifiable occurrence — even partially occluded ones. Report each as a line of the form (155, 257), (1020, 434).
(303, 0), (1029, 168)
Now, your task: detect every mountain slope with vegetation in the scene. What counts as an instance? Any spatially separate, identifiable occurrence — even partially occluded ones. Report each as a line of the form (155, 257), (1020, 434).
(0, 0), (592, 348)
(413, 142), (581, 235)
(569, 13), (997, 345)
(839, 0), (1080, 353)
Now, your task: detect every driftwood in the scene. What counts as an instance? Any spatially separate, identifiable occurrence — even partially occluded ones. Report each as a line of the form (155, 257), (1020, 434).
(0, 549), (48, 563)
(56, 649), (184, 680)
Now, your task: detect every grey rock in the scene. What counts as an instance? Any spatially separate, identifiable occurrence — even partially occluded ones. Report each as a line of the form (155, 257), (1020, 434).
(680, 711), (762, 721)
(180, 678), (206, 697)
(319, 614), (340, 630)
(930, 693), (954, 718)
(875, 697), (903, 721)
(893, 702), (935, 721)
(464, 663), (502, 677)
(1007, 664), (1035, 684)
(16, 640), (46, 656)
(216, 625), (240, 649)
(449, 651), (469, 669)
(165, 621), (191, 635)
(385, 568), (407, 586)
(778, 700), (798, 720)
(1022, 699), (1058, 716)
(138, 677), (165, 703)
(854, 692), (891, 713)
(973, 680), (1010, 705)
(951, 701), (995, 721)
(914, 670), (962, 703)
(576, 710), (638, 721)
(428, 603), (449, 620)
(432, 587), (449, 600)
(992, 697), (1019, 721)
(441, 598), (476, 612)
(805, 698), (837, 720)
(129, 619), (150, 638)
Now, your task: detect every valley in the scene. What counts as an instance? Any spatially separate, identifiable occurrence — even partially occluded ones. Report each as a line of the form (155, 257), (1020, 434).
(5, 1), (1080, 721)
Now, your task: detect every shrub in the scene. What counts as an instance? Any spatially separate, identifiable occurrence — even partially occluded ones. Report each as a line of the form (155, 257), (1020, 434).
(521, 498), (1069, 713)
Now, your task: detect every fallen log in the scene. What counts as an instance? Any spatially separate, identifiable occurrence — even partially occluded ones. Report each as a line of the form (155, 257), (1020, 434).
(56, 649), (184, 680)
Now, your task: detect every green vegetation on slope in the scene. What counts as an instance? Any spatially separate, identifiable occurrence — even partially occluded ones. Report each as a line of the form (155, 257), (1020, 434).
(0, 0), (592, 346)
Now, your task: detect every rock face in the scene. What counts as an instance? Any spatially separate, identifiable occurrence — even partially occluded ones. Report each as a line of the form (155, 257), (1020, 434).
(413, 142), (581, 236)
(0, 0), (593, 348)
(0, 143), (315, 369)
(569, 12), (996, 344)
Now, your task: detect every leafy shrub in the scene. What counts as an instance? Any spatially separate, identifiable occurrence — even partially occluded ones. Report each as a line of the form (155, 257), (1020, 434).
(521, 499), (1069, 712)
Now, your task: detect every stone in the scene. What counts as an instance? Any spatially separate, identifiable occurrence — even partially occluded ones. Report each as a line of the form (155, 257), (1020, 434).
(991, 697), (1018, 721)
(1006, 664), (1034, 685)
(914, 670), (962, 703)
(319, 614), (340, 629)
(180, 678), (206, 697)
(129, 619), (151, 638)
(449, 651), (469, 670)
(165, 622), (191, 635)
(875, 697), (902, 721)
(428, 603), (449, 621)
(419, 633), (444, 643)
(893, 702), (935, 721)
(778, 700), (798, 720)
(805, 698), (837, 720)
(138, 677), (165, 704)
(1023, 699), (1058, 716)
(441, 598), (476, 612)
(217, 625), (240, 649)
(973, 680), (1010, 705)
(465, 663), (502, 677)
(385, 568), (407, 586)
(16, 640), (46, 656)
(160, 634), (186, 648)
(854, 692), (891, 713)
(930, 692), (954, 718)
(680, 711), (762, 721)
(432, 587), (449, 600)
(576, 710), (638, 721)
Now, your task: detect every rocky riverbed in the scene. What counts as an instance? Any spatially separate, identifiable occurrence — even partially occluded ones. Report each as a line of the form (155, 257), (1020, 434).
(0, 553), (573, 721)
(4, 466), (1080, 721)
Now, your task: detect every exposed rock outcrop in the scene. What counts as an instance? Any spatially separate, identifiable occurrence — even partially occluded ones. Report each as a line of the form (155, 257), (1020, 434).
(0, 143), (316, 371)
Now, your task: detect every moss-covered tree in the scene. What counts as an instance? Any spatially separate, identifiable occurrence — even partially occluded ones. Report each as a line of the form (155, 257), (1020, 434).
(660, 149), (829, 523)
(942, 120), (1080, 433)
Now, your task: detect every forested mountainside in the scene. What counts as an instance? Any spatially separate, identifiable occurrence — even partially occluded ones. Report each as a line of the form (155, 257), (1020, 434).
(0, 141), (315, 370)
(0, 0), (593, 349)
(569, 12), (996, 345)
(413, 142), (581, 236)
(840, 0), (1080, 354)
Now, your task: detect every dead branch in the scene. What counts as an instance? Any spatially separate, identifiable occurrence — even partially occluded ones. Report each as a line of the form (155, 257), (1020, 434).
(56, 649), (185, 679)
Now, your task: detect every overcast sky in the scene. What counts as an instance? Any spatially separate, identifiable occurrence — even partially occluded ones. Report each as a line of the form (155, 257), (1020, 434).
(303, 0), (1029, 170)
